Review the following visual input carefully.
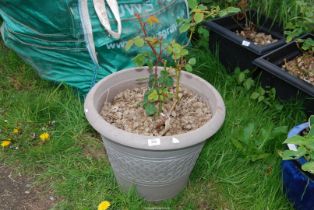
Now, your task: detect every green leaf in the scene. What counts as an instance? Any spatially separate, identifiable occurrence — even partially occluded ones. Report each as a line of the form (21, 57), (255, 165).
(144, 103), (157, 116)
(302, 38), (314, 51)
(283, 135), (306, 145)
(281, 147), (307, 160)
(243, 78), (255, 90)
(304, 140), (314, 150)
(148, 89), (159, 102)
(218, 7), (241, 17)
(158, 70), (174, 87)
(258, 87), (265, 95)
(172, 42), (182, 54)
(242, 123), (255, 144)
(180, 49), (189, 57)
(179, 22), (191, 33)
(194, 12), (204, 24)
(125, 39), (134, 51)
(258, 95), (265, 103)
(197, 27), (209, 37)
(188, 58), (196, 65)
(133, 36), (144, 47)
(237, 72), (245, 83)
(188, 0), (198, 9)
(185, 64), (193, 72)
(250, 92), (259, 100)
(301, 161), (314, 174)
(133, 53), (146, 66)
(197, 4), (207, 11)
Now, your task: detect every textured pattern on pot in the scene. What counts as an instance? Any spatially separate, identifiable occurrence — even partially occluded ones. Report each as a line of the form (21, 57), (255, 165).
(84, 66), (226, 201)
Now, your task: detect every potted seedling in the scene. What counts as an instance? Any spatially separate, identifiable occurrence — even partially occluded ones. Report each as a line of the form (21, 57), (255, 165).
(84, 2), (235, 201)
(253, 1), (313, 114)
(205, 0), (285, 71)
(253, 1), (314, 114)
(280, 115), (314, 210)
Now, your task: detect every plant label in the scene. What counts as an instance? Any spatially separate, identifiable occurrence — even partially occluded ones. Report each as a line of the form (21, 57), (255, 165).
(242, 40), (251, 47)
(148, 138), (161, 146)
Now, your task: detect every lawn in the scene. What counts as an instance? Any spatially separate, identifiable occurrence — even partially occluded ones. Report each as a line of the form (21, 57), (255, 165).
(0, 31), (308, 210)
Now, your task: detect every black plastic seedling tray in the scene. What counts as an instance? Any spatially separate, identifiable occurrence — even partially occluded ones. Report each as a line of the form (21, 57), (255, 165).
(253, 34), (314, 115)
(205, 10), (285, 72)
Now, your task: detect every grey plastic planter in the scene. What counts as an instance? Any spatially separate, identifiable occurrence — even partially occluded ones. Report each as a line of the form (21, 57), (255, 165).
(84, 67), (226, 201)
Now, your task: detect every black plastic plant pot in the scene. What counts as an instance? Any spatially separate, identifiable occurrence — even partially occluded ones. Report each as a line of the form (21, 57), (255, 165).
(282, 123), (314, 210)
(253, 34), (314, 115)
(205, 10), (285, 71)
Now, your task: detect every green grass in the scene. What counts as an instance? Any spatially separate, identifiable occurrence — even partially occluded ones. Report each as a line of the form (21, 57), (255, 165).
(0, 36), (307, 210)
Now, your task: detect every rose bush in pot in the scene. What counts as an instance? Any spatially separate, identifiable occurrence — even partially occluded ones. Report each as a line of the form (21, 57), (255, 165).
(83, 2), (236, 201)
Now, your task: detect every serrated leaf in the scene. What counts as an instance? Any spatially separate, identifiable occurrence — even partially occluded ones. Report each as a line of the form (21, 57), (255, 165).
(145, 37), (159, 46)
(194, 12), (204, 24)
(125, 39), (134, 51)
(144, 103), (157, 116)
(134, 36), (144, 47)
(158, 70), (174, 87)
(179, 22), (190, 33)
(147, 15), (159, 25)
(198, 4), (207, 11)
(187, 0), (198, 9)
(185, 64), (193, 72)
(198, 27), (209, 37)
(133, 53), (146, 66)
(180, 49), (189, 57)
(218, 7), (241, 17)
(148, 89), (159, 102)
(188, 58), (196, 65)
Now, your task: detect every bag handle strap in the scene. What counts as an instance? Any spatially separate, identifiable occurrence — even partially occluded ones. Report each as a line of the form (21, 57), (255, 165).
(93, 0), (122, 39)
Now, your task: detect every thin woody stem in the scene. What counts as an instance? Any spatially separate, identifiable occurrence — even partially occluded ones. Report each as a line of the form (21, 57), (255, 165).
(135, 13), (164, 76)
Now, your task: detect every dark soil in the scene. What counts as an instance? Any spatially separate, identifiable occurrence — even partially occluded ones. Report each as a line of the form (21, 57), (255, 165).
(0, 164), (56, 210)
(235, 23), (278, 45)
(101, 86), (211, 136)
(282, 51), (314, 86)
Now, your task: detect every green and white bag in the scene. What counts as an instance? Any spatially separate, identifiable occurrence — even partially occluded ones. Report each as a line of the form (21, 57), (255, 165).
(0, 0), (188, 93)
